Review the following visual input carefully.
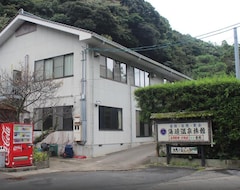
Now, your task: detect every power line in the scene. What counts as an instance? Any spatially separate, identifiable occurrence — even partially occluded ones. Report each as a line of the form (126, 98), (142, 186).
(136, 24), (240, 50)
(90, 24), (240, 53)
(197, 28), (234, 40)
(194, 23), (240, 39)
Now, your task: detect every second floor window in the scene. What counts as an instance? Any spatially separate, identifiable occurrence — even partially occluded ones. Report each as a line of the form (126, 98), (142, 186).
(100, 57), (127, 83)
(134, 68), (149, 87)
(35, 54), (73, 81)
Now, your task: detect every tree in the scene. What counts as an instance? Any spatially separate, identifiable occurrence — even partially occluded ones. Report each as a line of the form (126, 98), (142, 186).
(135, 76), (240, 159)
(192, 54), (227, 79)
(0, 0), (236, 79)
(0, 64), (62, 123)
(0, 13), (9, 29)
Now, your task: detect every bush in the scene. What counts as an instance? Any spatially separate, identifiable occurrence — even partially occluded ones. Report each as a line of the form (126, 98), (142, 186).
(135, 76), (240, 159)
(33, 148), (48, 163)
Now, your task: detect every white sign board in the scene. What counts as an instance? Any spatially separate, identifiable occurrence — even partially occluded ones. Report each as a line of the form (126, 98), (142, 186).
(157, 121), (211, 144)
(171, 146), (198, 154)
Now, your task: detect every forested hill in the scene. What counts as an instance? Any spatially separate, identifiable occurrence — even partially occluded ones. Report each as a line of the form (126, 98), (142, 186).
(0, 0), (236, 79)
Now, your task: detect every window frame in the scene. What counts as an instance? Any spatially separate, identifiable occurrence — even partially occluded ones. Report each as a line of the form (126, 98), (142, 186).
(100, 57), (127, 84)
(53, 56), (64, 78)
(34, 53), (73, 81)
(134, 68), (150, 87)
(33, 106), (73, 131)
(136, 110), (152, 137)
(99, 106), (123, 131)
(100, 57), (150, 87)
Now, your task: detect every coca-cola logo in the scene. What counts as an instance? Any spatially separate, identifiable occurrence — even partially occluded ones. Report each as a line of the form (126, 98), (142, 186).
(1, 125), (11, 166)
(2, 125), (11, 147)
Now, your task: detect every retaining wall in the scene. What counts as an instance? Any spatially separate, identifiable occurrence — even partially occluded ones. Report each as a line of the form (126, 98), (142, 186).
(150, 156), (240, 169)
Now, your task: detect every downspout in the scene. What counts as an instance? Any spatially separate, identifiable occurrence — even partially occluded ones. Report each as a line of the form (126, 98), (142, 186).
(80, 49), (87, 145)
(129, 77), (133, 147)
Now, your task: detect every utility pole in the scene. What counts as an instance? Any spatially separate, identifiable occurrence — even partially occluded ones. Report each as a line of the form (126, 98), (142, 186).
(234, 27), (240, 79)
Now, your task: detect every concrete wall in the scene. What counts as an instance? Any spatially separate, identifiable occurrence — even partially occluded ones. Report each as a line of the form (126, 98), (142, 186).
(0, 24), (84, 112)
(150, 156), (240, 169)
(1, 22), (162, 157)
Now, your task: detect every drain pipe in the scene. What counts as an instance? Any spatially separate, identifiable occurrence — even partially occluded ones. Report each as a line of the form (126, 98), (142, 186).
(80, 49), (87, 145)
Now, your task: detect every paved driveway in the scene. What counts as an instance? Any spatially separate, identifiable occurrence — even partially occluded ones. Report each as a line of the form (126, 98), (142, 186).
(50, 142), (156, 171)
(2, 142), (156, 177)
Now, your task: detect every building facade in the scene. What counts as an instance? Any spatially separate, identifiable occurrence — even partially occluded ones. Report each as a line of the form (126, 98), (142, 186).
(0, 10), (191, 157)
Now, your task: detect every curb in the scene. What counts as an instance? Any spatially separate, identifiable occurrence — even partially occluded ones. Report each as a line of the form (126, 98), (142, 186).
(0, 166), (37, 172)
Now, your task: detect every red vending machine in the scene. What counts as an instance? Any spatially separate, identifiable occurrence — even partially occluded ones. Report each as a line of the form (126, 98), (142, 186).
(0, 122), (33, 168)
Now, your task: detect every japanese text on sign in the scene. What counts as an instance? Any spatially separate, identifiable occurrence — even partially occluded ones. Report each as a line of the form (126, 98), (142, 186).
(157, 122), (210, 143)
(171, 146), (198, 154)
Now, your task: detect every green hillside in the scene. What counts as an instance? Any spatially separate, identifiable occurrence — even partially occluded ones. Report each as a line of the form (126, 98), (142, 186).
(0, 0), (236, 79)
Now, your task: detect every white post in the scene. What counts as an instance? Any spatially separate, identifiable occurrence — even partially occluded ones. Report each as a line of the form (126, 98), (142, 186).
(234, 27), (240, 79)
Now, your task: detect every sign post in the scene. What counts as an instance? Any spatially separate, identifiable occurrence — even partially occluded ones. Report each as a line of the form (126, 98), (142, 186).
(166, 144), (171, 165)
(201, 145), (205, 167)
(156, 120), (213, 167)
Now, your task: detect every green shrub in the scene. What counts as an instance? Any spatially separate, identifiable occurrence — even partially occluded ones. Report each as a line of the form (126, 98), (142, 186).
(33, 148), (48, 162)
(135, 76), (240, 159)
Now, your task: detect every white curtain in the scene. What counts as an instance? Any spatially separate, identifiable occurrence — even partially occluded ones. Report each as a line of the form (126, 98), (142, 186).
(64, 54), (73, 76)
(44, 59), (53, 79)
(54, 56), (64, 78)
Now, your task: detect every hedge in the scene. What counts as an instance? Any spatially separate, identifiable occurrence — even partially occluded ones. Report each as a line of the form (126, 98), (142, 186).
(135, 76), (240, 159)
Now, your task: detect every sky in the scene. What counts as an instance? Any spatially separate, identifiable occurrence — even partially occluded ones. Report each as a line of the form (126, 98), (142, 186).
(146, 0), (240, 45)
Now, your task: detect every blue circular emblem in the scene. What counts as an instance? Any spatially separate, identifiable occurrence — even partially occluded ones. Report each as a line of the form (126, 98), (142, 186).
(160, 128), (167, 135)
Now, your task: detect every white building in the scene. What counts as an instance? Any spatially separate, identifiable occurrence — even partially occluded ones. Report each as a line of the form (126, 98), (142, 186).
(0, 10), (191, 157)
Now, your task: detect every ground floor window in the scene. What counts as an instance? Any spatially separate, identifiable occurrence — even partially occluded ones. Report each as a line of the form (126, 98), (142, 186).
(136, 110), (152, 137)
(99, 106), (122, 131)
(34, 106), (73, 131)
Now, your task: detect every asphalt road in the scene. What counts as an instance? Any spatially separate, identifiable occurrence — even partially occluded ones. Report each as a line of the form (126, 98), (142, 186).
(1, 167), (240, 190)
(1, 142), (240, 189)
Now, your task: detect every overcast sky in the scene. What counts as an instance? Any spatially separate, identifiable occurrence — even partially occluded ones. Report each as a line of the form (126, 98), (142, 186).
(146, 0), (240, 45)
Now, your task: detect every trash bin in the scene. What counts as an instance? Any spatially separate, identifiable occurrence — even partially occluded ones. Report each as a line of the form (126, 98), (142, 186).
(41, 143), (49, 152)
(63, 145), (74, 158)
(0, 147), (6, 168)
(49, 144), (58, 157)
